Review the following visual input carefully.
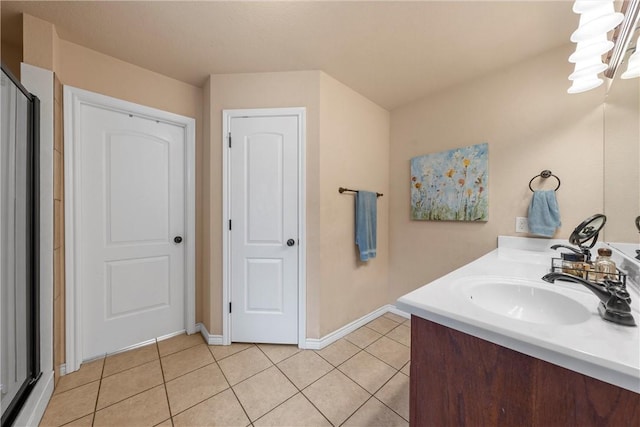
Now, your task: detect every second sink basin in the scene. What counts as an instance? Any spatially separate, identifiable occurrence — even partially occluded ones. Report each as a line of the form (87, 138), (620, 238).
(458, 278), (592, 325)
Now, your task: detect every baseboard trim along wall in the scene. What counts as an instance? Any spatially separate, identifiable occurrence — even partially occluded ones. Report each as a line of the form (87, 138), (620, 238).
(304, 304), (409, 350)
(196, 323), (224, 345)
(194, 305), (409, 350)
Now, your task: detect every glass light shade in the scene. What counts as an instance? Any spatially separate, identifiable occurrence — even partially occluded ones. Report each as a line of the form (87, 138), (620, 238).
(571, 3), (624, 42)
(573, 0), (611, 14)
(568, 35), (614, 63)
(621, 50), (640, 79)
(568, 76), (604, 93)
(568, 57), (608, 79)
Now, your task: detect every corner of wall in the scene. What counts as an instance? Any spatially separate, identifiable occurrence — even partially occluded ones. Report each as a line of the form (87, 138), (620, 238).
(22, 13), (55, 71)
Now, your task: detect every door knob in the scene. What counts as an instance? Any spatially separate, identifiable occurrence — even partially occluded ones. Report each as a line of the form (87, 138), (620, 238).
(287, 239), (295, 247)
(174, 236), (183, 244)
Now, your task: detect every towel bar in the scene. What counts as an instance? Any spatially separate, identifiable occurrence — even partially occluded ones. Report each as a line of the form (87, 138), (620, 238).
(339, 187), (383, 198)
(528, 170), (561, 192)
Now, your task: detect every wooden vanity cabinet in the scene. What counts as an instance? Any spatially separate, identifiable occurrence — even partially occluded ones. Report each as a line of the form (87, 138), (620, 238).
(410, 316), (640, 426)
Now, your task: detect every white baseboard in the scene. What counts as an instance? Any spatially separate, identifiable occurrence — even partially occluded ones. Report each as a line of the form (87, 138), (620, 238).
(59, 364), (66, 376)
(194, 305), (408, 350)
(196, 322), (224, 345)
(14, 370), (54, 427)
(387, 305), (411, 320)
(304, 304), (409, 350)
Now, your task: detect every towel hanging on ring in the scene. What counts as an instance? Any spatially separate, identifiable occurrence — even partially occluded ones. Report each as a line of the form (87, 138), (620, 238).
(528, 190), (561, 237)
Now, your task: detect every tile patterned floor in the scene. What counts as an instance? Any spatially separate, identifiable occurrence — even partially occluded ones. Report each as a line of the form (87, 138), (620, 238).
(40, 312), (410, 427)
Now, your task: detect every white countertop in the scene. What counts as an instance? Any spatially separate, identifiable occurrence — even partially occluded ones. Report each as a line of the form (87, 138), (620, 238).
(396, 236), (640, 394)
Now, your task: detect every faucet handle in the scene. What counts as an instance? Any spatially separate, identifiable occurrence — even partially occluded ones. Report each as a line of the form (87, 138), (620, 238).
(604, 280), (632, 303)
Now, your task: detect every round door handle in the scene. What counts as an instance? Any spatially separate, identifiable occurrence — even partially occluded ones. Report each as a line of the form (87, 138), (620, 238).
(287, 239), (295, 247)
(174, 236), (183, 244)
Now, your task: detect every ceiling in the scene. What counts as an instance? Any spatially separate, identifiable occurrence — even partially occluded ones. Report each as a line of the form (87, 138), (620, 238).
(1, 1), (577, 110)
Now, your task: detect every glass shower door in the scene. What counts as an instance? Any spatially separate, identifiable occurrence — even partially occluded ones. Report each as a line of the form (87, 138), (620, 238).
(1, 66), (40, 426)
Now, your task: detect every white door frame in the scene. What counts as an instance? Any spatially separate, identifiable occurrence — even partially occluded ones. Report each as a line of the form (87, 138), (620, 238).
(64, 86), (196, 372)
(222, 108), (306, 347)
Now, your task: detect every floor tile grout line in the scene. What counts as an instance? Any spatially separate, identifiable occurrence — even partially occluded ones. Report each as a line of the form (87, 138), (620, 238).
(49, 360), (105, 397)
(252, 388), (334, 427)
(208, 342), (257, 363)
(41, 381), (101, 427)
(164, 351), (233, 420)
(260, 346), (336, 426)
(159, 342), (218, 383)
(87, 355), (107, 425)
(163, 358), (217, 387)
(226, 361), (275, 388)
(92, 372), (165, 413)
(324, 370), (373, 427)
(370, 372), (410, 423)
(335, 362), (399, 397)
(94, 344), (215, 414)
(157, 333), (206, 357)
(156, 338), (178, 421)
(217, 358), (254, 425)
(166, 379), (231, 420)
(78, 342), (167, 424)
(102, 346), (161, 379)
(371, 394), (410, 424)
(338, 394), (377, 427)
(298, 361), (374, 426)
(361, 346), (409, 372)
(99, 357), (163, 388)
(255, 343), (302, 365)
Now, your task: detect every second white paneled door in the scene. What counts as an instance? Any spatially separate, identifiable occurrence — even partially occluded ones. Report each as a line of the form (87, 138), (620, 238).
(228, 112), (302, 344)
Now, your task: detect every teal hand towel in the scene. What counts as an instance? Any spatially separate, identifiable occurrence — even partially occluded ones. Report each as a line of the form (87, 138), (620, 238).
(355, 191), (377, 261)
(528, 190), (561, 237)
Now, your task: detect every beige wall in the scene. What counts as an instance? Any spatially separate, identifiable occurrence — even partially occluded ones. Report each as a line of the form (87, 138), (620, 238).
(207, 71), (322, 336)
(21, 11), (620, 358)
(21, 15), (205, 376)
(603, 77), (640, 243)
(388, 45), (605, 300)
(56, 38), (206, 322)
(1, 41), (23, 79)
(22, 14), (56, 71)
(318, 73), (390, 336)
(206, 71), (391, 339)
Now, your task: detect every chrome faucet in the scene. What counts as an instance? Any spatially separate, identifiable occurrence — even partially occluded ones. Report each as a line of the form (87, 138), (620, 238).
(542, 272), (636, 327)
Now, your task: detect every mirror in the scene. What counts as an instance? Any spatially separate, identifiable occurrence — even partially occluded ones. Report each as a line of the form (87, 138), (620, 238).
(603, 27), (640, 249)
(570, 213), (607, 247)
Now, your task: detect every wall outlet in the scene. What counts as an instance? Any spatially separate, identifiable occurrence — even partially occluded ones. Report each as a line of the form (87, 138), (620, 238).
(515, 217), (529, 233)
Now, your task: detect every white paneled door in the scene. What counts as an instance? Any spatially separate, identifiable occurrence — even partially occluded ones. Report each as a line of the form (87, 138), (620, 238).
(78, 101), (187, 360)
(229, 114), (300, 344)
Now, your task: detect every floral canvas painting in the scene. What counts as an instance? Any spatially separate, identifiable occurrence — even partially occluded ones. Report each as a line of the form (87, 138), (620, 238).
(411, 143), (488, 221)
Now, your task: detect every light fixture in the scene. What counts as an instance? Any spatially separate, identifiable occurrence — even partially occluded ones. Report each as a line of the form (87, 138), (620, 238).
(569, 57), (608, 80)
(621, 42), (640, 78)
(573, 0), (610, 14)
(604, 0), (640, 78)
(567, 0), (628, 93)
(571, 2), (624, 42)
(568, 76), (604, 93)
(569, 35), (614, 63)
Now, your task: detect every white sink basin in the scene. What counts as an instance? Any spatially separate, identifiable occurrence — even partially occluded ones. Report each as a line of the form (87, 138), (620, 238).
(461, 280), (592, 325)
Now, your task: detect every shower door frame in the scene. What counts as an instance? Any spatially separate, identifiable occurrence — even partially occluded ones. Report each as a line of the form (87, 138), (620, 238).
(1, 64), (41, 427)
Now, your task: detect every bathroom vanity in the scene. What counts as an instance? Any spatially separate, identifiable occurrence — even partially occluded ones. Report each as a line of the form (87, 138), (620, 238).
(397, 237), (640, 426)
